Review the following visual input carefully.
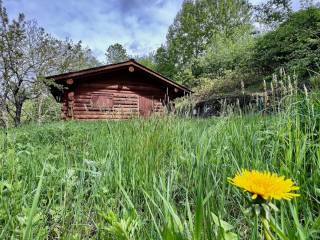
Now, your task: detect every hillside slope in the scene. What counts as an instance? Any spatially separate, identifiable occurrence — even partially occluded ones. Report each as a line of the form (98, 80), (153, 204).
(1, 96), (320, 239)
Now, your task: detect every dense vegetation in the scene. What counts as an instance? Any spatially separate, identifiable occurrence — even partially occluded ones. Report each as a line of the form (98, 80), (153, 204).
(152, 3), (320, 96)
(1, 0), (320, 126)
(1, 93), (320, 239)
(253, 7), (320, 84)
(1, 1), (320, 238)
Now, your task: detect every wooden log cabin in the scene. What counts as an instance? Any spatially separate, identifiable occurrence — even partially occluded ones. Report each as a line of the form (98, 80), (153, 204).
(46, 59), (191, 120)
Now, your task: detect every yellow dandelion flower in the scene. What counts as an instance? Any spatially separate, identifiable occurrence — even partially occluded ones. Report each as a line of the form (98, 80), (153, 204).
(228, 169), (300, 200)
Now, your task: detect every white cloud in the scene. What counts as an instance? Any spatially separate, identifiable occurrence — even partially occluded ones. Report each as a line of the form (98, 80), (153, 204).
(4, 0), (303, 62)
(5, 0), (183, 61)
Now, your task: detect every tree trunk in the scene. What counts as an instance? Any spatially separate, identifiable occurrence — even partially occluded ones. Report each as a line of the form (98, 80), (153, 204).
(0, 99), (8, 129)
(37, 94), (43, 124)
(14, 102), (23, 127)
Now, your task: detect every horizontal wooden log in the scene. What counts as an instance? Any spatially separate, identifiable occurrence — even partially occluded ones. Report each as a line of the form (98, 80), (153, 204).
(80, 81), (162, 88)
(81, 94), (137, 98)
(73, 109), (138, 114)
(76, 86), (161, 92)
(74, 102), (138, 107)
(73, 111), (158, 120)
(73, 107), (138, 111)
(74, 102), (138, 106)
(76, 87), (164, 94)
(75, 89), (163, 95)
(74, 96), (138, 102)
(74, 97), (162, 104)
(74, 96), (140, 101)
(74, 114), (138, 119)
(73, 96), (163, 104)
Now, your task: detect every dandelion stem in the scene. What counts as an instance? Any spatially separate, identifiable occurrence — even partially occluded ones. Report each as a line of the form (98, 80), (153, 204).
(262, 217), (276, 240)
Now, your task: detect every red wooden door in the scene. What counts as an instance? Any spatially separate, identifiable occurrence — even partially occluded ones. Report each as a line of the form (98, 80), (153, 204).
(139, 96), (153, 117)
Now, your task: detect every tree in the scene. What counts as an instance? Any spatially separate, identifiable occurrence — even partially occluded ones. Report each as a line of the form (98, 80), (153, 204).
(0, 7), (41, 127)
(155, 0), (252, 86)
(105, 43), (128, 64)
(154, 45), (176, 79)
(52, 39), (100, 74)
(254, 0), (293, 30)
(252, 7), (320, 84)
(198, 30), (255, 78)
(30, 38), (99, 124)
(0, 2), (9, 128)
(134, 52), (157, 71)
(167, 0), (251, 66)
(300, 0), (320, 9)
(0, 1), (99, 126)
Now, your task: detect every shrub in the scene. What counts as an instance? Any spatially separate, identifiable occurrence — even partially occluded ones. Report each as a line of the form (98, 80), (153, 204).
(252, 7), (320, 84)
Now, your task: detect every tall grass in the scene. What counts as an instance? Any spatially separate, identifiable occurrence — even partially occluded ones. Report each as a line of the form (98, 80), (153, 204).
(0, 93), (320, 239)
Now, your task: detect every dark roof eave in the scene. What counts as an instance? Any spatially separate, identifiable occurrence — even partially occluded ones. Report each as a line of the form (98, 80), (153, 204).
(45, 59), (192, 94)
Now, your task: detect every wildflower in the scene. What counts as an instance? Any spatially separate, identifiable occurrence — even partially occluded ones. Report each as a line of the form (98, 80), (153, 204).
(229, 169), (300, 239)
(228, 169), (299, 201)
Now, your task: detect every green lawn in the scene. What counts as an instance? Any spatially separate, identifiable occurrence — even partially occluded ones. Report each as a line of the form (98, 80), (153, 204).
(1, 95), (320, 239)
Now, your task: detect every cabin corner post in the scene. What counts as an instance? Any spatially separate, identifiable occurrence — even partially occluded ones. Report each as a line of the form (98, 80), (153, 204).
(61, 98), (67, 120)
(66, 79), (75, 119)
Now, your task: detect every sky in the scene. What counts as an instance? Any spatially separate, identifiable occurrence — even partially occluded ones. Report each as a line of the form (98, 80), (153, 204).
(4, 0), (302, 62)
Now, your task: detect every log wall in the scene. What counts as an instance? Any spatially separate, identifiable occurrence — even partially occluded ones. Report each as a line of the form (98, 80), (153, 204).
(61, 70), (167, 120)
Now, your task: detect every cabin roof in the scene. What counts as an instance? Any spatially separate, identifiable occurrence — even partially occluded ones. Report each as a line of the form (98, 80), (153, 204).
(46, 59), (192, 94)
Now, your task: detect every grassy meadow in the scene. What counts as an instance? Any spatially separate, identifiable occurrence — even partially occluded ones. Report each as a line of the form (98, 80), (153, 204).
(1, 94), (320, 239)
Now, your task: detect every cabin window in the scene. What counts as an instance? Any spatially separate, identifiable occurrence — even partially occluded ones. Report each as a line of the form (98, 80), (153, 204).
(90, 95), (113, 110)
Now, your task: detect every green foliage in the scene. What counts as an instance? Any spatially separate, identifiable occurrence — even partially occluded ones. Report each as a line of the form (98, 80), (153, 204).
(254, 0), (293, 29)
(197, 29), (255, 78)
(105, 43), (129, 64)
(177, 29), (257, 98)
(155, 0), (252, 85)
(252, 7), (320, 84)
(310, 71), (320, 89)
(211, 213), (238, 240)
(153, 1), (320, 97)
(171, 27), (256, 91)
(166, 0), (207, 68)
(174, 67), (196, 87)
(21, 96), (60, 124)
(135, 53), (157, 71)
(98, 209), (140, 239)
(52, 39), (100, 73)
(1, 94), (320, 239)
(154, 45), (177, 79)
